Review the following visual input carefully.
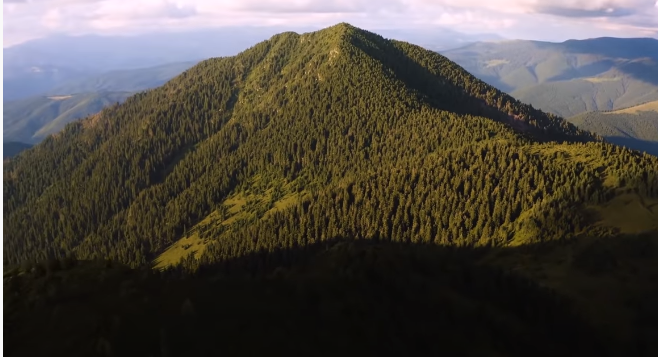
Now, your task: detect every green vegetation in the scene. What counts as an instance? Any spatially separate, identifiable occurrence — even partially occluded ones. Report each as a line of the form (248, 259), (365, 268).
(3, 92), (132, 144)
(6, 240), (631, 357)
(4, 24), (658, 356)
(443, 38), (658, 118)
(569, 102), (658, 156)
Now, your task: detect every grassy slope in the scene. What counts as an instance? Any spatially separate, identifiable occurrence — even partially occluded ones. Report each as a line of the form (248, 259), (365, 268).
(154, 177), (307, 269)
(3, 92), (132, 143)
(156, 141), (658, 269)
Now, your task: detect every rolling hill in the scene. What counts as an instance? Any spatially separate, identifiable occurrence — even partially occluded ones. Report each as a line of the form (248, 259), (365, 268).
(569, 101), (658, 156)
(2, 64), (93, 101)
(2, 27), (313, 101)
(442, 38), (658, 118)
(4, 24), (658, 356)
(3, 92), (132, 144)
(46, 61), (196, 95)
(3, 26), (501, 102)
(3, 62), (195, 145)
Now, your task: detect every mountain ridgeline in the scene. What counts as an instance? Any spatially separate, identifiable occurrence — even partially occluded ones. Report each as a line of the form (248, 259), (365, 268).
(4, 92), (132, 144)
(442, 38), (658, 118)
(4, 24), (658, 356)
(569, 101), (658, 157)
(3, 23), (604, 266)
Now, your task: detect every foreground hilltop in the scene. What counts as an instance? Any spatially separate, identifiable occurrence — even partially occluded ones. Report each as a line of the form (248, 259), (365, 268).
(4, 23), (658, 356)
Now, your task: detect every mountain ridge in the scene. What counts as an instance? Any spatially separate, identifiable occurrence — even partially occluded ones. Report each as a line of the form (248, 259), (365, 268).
(4, 23), (658, 356)
(442, 37), (658, 118)
(2, 23), (632, 269)
(569, 100), (658, 156)
(4, 91), (132, 144)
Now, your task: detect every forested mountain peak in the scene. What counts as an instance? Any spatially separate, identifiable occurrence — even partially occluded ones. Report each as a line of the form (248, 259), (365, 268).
(1, 23), (646, 268)
(5, 23), (658, 356)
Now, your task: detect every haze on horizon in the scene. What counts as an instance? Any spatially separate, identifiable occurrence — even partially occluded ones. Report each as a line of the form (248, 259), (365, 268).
(4, 0), (658, 48)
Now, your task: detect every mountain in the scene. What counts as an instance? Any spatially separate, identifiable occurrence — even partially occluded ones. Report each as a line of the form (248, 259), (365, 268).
(442, 38), (658, 118)
(3, 62), (195, 144)
(3, 92), (132, 144)
(569, 100), (658, 156)
(47, 62), (197, 95)
(4, 24), (658, 356)
(375, 28), (505, 51)
(3, 142), (32, 159)
(2, 27), (315, 101)
(3, 26), (500, 101)
(3, 64), (94, 101)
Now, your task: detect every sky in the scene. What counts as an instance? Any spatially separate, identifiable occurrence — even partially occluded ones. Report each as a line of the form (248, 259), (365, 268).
(3, 0), (658, 47)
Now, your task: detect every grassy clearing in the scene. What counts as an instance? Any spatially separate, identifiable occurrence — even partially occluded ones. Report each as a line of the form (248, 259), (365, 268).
(484, 59), (510, 68)
(591, 193), (658, 234)
(153, 233), (207, 270)
(583, 76), (621, 83)
(531, 143), (609, 167)
(46, 95), (73, 100)
(154, 178), (307, 269)
(607, 100), (658, 115)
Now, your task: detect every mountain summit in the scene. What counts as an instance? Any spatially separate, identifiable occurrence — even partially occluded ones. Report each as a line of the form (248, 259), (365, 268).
(4, 23), (658, 356)
(3, 23), (651, 266)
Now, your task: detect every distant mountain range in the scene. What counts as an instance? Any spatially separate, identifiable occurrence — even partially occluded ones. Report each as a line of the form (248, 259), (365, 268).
(3, 62), (195, 146)
(46, 62), (196, 95)
(442, 37), (658, 118)
(3, 92), (132, 144)
(3, 142), (32, 159)
(569, 101), (658, 156)
(6, 34), (658, 160)
(3, 26), (495, 101)
(2, 28), (283, 101)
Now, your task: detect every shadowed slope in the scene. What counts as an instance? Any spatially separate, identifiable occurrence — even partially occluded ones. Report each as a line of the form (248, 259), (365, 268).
(6, 233), (658, 356)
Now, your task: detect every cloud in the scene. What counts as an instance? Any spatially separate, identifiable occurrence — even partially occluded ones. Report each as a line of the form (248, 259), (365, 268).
(419, 0), (656, 15)
(228, 0), (392, 13)
(2, 0), (657, 47)
(538, 6), (636, 17)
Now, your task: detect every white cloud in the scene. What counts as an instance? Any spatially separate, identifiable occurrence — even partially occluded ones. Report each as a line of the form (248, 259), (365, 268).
(2, 0), (657, 47)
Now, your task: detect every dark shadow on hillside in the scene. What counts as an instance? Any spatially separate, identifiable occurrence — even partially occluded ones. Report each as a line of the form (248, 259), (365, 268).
(543, 38), (658, 87)
(617, 60), (658, 87)
(348, 32), (592, 143)
(605, 136), (658, 157)
(6, 231), (658, 357)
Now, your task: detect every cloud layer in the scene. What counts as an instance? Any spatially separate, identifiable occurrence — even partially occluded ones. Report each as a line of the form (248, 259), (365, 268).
(3, 0), (657, 47)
